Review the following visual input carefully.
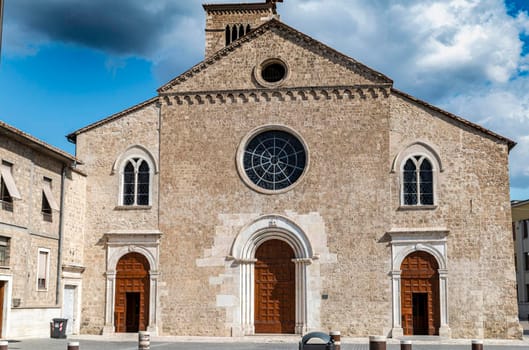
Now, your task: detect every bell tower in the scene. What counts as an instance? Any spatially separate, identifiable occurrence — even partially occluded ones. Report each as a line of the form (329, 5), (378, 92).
(203, 1), (283, 58)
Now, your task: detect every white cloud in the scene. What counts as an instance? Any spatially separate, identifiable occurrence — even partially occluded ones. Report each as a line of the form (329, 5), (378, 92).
(4, 0), (529, 195)
(281, 0), (529, 195)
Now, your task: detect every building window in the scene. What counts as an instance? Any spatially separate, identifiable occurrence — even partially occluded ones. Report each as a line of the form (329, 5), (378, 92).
(526, 284), (529, 303)
(237, 127), (308, 194)
(0, 237), (10, 267)
(37, 249), (50, 291)
(122, 158), (150, 206)
(524, 220), (528, 239)
(515, 254), (518, 272)
(225, 23), (251, 46)
(42, 177), (59, 222)
(403, 156), (434, 205)
(0, 161), (21, 211)
(525, 253), (529, 271)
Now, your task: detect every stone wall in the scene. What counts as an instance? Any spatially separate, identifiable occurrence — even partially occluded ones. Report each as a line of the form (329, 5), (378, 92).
(72, 11), (521, 339)
(158, 24), (392, 333)
(0, 130), (78, 337)
(75, 101), (160, 334)
(390, 93), (521, 338)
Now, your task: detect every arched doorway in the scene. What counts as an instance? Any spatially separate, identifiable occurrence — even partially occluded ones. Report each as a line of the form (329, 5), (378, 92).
(115, 253), (150, 333)
(401, 251), (440, 335)
(254, 239), (296, 334)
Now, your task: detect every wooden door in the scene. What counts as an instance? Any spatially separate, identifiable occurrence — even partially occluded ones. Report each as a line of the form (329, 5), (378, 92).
(115, 253), (149, 333)
(254, 240), (295, 334)
(401, 251), (440, 336)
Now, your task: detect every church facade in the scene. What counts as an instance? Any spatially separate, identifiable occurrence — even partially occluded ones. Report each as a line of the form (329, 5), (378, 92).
(60, 1), (522, 339)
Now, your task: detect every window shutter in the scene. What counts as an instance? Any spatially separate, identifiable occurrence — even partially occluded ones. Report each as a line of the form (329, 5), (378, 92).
(0, 163), (21, 200)
(42, 180), (60, 211)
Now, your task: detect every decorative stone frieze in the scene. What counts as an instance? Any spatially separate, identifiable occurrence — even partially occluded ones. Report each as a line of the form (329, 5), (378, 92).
(161, 86), (391, 107)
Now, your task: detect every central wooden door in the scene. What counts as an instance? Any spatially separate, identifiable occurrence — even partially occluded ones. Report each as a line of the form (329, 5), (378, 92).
(254, 240), (295, 334)
(401, 251), (440, 336)
(115, 253), (149, 333)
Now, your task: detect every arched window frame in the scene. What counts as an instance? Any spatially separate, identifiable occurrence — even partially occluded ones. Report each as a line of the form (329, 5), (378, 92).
(112, 145), (158, 207)
(392, 142), (443, 208)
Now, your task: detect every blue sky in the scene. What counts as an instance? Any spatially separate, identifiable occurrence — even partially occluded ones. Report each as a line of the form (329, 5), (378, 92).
(1, 0), (529, 199)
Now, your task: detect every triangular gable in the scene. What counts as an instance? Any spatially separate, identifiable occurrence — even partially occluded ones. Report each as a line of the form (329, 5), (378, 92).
(67, 97), (159, 143)
(392, 89), (516, 150)
(158, 19), (392, 93)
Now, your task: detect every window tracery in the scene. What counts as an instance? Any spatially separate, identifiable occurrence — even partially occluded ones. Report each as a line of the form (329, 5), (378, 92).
(122, 158), (150, 206)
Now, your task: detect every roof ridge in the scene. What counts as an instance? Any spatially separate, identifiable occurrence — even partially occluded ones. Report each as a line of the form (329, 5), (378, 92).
(67, 97), (159, 142)
(157, 19), (392, 93)
(391, 89), (516, 150)
(0, 120), (78, 163)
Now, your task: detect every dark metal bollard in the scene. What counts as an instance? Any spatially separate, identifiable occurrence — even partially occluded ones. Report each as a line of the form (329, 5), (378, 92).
(138, 331), (150, 350)
(67, 341), (80, 350)
(369, 336), (386, 350)
(471, 340), (483, 350)
(330, 331), (341, 350)
(0, 340), (7, 350)
(401, 340), (412, 350)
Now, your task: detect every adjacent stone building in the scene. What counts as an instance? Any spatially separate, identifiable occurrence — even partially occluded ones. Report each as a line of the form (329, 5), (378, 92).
(0, 0), (522, 340)
(0, 121), (85, 338)
(511, 200), (529, 321)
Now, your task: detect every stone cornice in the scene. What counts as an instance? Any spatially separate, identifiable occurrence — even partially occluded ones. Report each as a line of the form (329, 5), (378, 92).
(203, 3), (276, 13)
(158, 19), (392, 93)
(159, 85), (391, 106)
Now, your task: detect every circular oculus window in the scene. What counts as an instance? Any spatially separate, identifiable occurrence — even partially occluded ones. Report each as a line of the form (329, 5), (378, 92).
(239, 128), (307, 193)
(254, 59), (289, 87)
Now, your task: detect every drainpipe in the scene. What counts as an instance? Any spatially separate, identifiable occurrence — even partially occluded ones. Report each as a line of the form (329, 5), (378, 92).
(56, 164), (67, 305)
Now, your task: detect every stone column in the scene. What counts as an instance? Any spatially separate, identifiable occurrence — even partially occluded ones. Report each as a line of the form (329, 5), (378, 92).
(240, 259), (256, 335)
(390, 270), (403, 337)
(438, 269), (450, 337)
(103, 271), (116, 335)
(293, 258), (311, 334)
(147, 272), (160, 334)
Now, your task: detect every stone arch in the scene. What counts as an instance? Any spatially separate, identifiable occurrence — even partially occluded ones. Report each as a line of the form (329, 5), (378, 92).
(231, 214), (313, 261)
(231, 215), (313, 335)
(108, 246), (157, 274)
(112, 144), (159, 175)
(391, 141), (443, 173)
(393, 243), (446, 271)
(392, 141), (443, 207)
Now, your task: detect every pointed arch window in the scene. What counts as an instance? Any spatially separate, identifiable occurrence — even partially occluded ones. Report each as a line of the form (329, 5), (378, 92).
(403, 156), (434, 205)
(122, 158), (150, 206)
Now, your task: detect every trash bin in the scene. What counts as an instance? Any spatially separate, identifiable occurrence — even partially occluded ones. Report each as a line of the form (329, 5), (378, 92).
(50, 318), (68, 339)
(299, 331), (335, 350)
